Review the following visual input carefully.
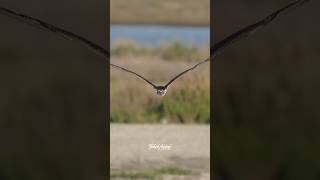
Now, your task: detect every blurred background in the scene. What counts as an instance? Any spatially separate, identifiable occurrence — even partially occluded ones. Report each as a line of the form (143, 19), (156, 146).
(213, 0), (320, 179)
(0, 0), (108, 179)
(110, 0), (210, 124)
(110, 0), (210, 179)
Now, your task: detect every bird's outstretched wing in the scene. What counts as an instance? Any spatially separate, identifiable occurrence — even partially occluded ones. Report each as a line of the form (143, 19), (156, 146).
(164, 58), (209, 88)
(0, 6), (109, 58)
(1, 0), (311, 92)
(0, 6), (154, 87)
(110, 63), (157, 88)
(211, 0), (310, 59)
(164, 0), (310, 88)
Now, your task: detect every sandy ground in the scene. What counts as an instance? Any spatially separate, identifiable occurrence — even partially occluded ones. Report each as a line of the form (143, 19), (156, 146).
(110, 124), (210, 179)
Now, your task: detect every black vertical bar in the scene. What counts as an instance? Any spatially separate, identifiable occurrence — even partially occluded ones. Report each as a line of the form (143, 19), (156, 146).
(0, 0), (109, 179)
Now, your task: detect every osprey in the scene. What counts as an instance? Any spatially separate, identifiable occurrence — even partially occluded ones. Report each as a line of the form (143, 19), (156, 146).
(0, 0), (311, 96)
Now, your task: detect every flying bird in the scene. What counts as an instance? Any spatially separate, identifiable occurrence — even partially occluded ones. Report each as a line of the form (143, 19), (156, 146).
(111, 58), (209, 96)
(0, 0), (310, 96)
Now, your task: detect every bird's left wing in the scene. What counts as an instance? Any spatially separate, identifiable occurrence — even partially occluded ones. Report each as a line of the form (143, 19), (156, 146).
(164, 58), (209, 88)
(0, 6), (109, 59)
(211, 0), (310, 59)
(163, 0), (310, 88)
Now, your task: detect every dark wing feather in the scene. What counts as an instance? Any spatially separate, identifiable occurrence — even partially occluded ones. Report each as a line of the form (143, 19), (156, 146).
(211, 0), (310, 59)
(0, 6), (109, 59)
(164, 0), (310, 88)
(0, 6), (158, 88)
(2, 0), (310, 90)
(110, 63), (157, 88)
(164, 58), (209, 88)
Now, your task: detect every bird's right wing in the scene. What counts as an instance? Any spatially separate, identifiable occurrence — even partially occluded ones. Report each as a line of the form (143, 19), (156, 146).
(110, 63), (157, 88)
(0, 6), (109, 59)
(211, 0), (310, 59)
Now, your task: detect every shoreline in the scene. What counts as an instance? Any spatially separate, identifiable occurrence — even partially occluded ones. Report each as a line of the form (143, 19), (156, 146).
(110, 21), (210, 27)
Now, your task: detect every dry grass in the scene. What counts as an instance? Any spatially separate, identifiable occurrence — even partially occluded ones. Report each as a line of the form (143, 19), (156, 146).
(110, 0), (210, 124)
(111, 40), (209, 61)
(110, 0), (210, 26)
(110, 54), (210, 123)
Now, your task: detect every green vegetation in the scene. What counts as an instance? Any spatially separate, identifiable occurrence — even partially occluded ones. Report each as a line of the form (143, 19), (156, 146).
(110, 78), (209, 123)
(155, 166), (199, 176)
(111, 171), (157, 179)
(111, 41), (206, 61)
(110, 41), (210, 124)
(111, 166), (200, 180)
(111, 86), (210, 124)
(162, 88), (210, 123)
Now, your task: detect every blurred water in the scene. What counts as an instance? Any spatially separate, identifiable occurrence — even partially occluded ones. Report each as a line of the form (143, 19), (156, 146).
(110, 25), (210, 48)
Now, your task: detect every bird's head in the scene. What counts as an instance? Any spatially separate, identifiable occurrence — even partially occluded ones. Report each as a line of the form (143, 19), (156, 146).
(155, 86), (167, 96)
